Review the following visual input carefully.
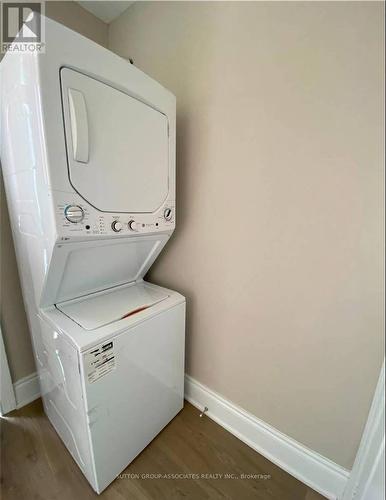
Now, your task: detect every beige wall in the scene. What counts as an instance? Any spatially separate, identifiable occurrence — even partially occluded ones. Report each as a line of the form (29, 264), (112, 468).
(0, 1), (107, 382)
(1, 176), (36, 381)
(109, 1), (384, 469)
(45, 1), (108, 47)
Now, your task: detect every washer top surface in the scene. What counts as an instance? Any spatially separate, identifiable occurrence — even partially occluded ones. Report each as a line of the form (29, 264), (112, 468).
(56, 281), (169, 331)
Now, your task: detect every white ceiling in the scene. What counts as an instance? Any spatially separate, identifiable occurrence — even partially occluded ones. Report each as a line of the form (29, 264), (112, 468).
(77, 1), (134, 24)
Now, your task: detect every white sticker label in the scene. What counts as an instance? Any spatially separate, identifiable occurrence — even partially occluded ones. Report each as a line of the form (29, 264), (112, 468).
(84, 341), (116, 383)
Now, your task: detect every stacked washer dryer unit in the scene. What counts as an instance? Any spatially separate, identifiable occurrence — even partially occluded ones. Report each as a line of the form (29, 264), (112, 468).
(0, 17), (185, 493)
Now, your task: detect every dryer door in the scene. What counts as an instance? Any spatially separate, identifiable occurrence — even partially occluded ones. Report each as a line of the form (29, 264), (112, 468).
(60, 68), (169, 213)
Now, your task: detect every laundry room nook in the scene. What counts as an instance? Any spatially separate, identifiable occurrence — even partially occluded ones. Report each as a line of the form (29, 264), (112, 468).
(0, 2), (384, 500)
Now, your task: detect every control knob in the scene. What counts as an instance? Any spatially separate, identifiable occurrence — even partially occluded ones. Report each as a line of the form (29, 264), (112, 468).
(111, 221), (123, 232)
(128, 220), (138, 231)
(164, 208), (173, 221)
(65, 205), (84, 223)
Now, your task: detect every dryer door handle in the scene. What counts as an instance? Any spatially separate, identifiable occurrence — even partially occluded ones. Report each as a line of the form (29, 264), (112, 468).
(68, 88), (89, 163)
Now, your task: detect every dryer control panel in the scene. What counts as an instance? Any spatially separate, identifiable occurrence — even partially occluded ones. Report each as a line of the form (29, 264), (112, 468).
(55, 198), (175, 240)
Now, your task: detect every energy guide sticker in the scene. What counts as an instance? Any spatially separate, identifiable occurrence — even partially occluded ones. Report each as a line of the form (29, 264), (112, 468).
(84, 341), (116, 383)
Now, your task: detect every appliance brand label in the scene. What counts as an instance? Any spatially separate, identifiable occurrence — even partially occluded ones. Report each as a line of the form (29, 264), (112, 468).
(84, 341), (116, 383)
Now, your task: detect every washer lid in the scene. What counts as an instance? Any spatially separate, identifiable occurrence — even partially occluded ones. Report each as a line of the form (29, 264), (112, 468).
(60, 68), (169, 213)
(56, 282), (169, 331)
(41, 234), (169, 306)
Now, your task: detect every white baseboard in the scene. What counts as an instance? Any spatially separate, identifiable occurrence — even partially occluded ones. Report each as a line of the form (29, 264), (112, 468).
(185, 374), (349, 500)
(14, 371), (40, 409)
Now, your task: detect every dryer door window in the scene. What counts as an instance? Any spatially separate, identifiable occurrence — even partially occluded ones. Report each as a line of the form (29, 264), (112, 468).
(60, 68), (169, 213)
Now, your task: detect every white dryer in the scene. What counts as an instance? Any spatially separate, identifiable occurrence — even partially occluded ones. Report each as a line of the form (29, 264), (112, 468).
(0, 16), (185, 493)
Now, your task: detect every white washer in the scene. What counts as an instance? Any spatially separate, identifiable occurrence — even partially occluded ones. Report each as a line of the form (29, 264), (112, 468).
(0, 16), (185, 493)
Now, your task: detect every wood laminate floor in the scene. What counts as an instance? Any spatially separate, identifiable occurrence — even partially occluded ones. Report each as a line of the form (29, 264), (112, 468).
(1, 399), (325, 500)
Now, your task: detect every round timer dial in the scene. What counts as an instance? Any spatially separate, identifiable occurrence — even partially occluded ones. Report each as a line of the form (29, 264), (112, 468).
(65, 205), (84, 223)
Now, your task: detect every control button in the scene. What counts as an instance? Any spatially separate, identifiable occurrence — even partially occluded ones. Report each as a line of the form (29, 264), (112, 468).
(65, 205), (84, 223)
(111, 221), (123, 232)
(164, 208), (173, 221)
(128, 220), (137, 231)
